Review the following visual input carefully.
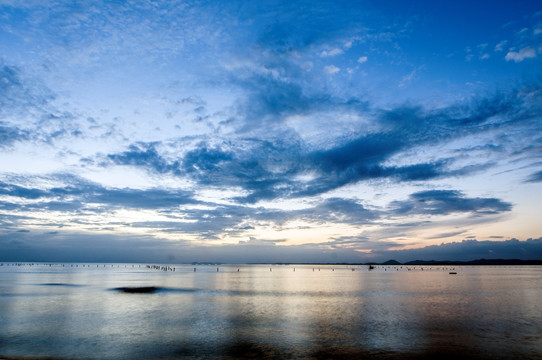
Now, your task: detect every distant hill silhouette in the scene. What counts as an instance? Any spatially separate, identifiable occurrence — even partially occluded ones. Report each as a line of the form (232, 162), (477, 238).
(381, 259), (402, 265)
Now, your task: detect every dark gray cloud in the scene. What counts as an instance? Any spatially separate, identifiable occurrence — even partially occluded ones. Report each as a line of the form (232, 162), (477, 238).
(103, 135), (445, 203)
(525, 170), (542, 183)
(182, 143), (235, 174)
(0, 176), (197, 212)
(390, 190), (512, 216)
(107, 142), (181, 175)
(373, 238), (542, 263)
(0, 181), (48, 199)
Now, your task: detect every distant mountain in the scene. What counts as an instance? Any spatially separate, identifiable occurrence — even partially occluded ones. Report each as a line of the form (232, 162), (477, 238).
(381, 259), (402, 265)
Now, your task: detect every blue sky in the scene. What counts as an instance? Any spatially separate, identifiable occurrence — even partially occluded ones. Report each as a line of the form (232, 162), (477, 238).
(1, 0), (541, 263)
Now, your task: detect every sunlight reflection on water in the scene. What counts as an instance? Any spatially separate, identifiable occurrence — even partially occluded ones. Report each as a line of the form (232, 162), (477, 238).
(0, 264), (541, 359)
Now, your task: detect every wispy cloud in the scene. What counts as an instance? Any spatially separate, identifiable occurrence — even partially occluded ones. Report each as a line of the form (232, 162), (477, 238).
(494, 40), (508, 52)
(525, 170), (542, 183)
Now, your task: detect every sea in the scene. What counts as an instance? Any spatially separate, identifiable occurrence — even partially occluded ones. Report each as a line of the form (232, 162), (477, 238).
(0, 263), (541, 359)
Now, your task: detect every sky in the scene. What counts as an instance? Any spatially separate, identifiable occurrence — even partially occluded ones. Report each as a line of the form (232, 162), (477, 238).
(1, 0), (542, 263)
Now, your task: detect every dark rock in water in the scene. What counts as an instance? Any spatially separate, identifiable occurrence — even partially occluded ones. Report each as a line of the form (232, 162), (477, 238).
(114, 286), (160, 293)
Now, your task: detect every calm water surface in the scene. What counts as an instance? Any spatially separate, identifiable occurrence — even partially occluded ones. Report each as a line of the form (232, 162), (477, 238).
(0, 263), (541, 359)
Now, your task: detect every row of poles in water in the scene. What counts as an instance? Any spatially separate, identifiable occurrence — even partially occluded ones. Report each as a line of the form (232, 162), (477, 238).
(144, 265), (457, 272)
(1, 263), (456, 272)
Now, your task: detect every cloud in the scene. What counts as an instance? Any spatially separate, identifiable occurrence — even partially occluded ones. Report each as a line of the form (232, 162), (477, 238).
(427, 230), (467, 239)
(320, 48), (343, 57)
(0, 181), (48, 199)
(0, 175), (197, 211)
(107, 142), (180, 175)
(357, 56), (368, 64)
(295, 197), (377, 225)
(525, 170), (542, 183)
(0, 62), (85, 146)
(494, 40), (508, 52)
(505, 47), (537, 62)
(231, 68), (368, 131)
(389, 190), (512, 216)
(182, 143), (235, 174)
(324, 65), (340, 74)
(93, 187), (196, 209)
(251, 2), (370, 56)
(398, 69), (417, 88)
(0, 64), (53, 118)
(372, 238), (542, 262)
(125, 197), (377, 241)
(0, 123), (30, 147)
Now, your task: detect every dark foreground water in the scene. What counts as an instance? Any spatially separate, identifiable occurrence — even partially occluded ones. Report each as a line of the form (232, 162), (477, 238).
(0, 263), (541, 359)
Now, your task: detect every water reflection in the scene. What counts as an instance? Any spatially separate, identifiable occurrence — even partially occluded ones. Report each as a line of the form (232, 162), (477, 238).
(0, 264), (541, 359)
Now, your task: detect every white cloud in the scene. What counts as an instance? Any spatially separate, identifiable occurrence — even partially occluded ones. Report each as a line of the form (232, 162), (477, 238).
(357, 56), (368, 64)
(505, 47), (537, 62)
(324, 65), (340, 74)
(494, 40), (508, 52)
(534, 27), (542, 35)
(480, 53), (490, 60)
(320, 48), (343, 57)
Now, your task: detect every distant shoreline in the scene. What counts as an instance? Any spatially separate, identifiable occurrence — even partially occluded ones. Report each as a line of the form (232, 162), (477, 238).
(252, 259), (542, 266)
